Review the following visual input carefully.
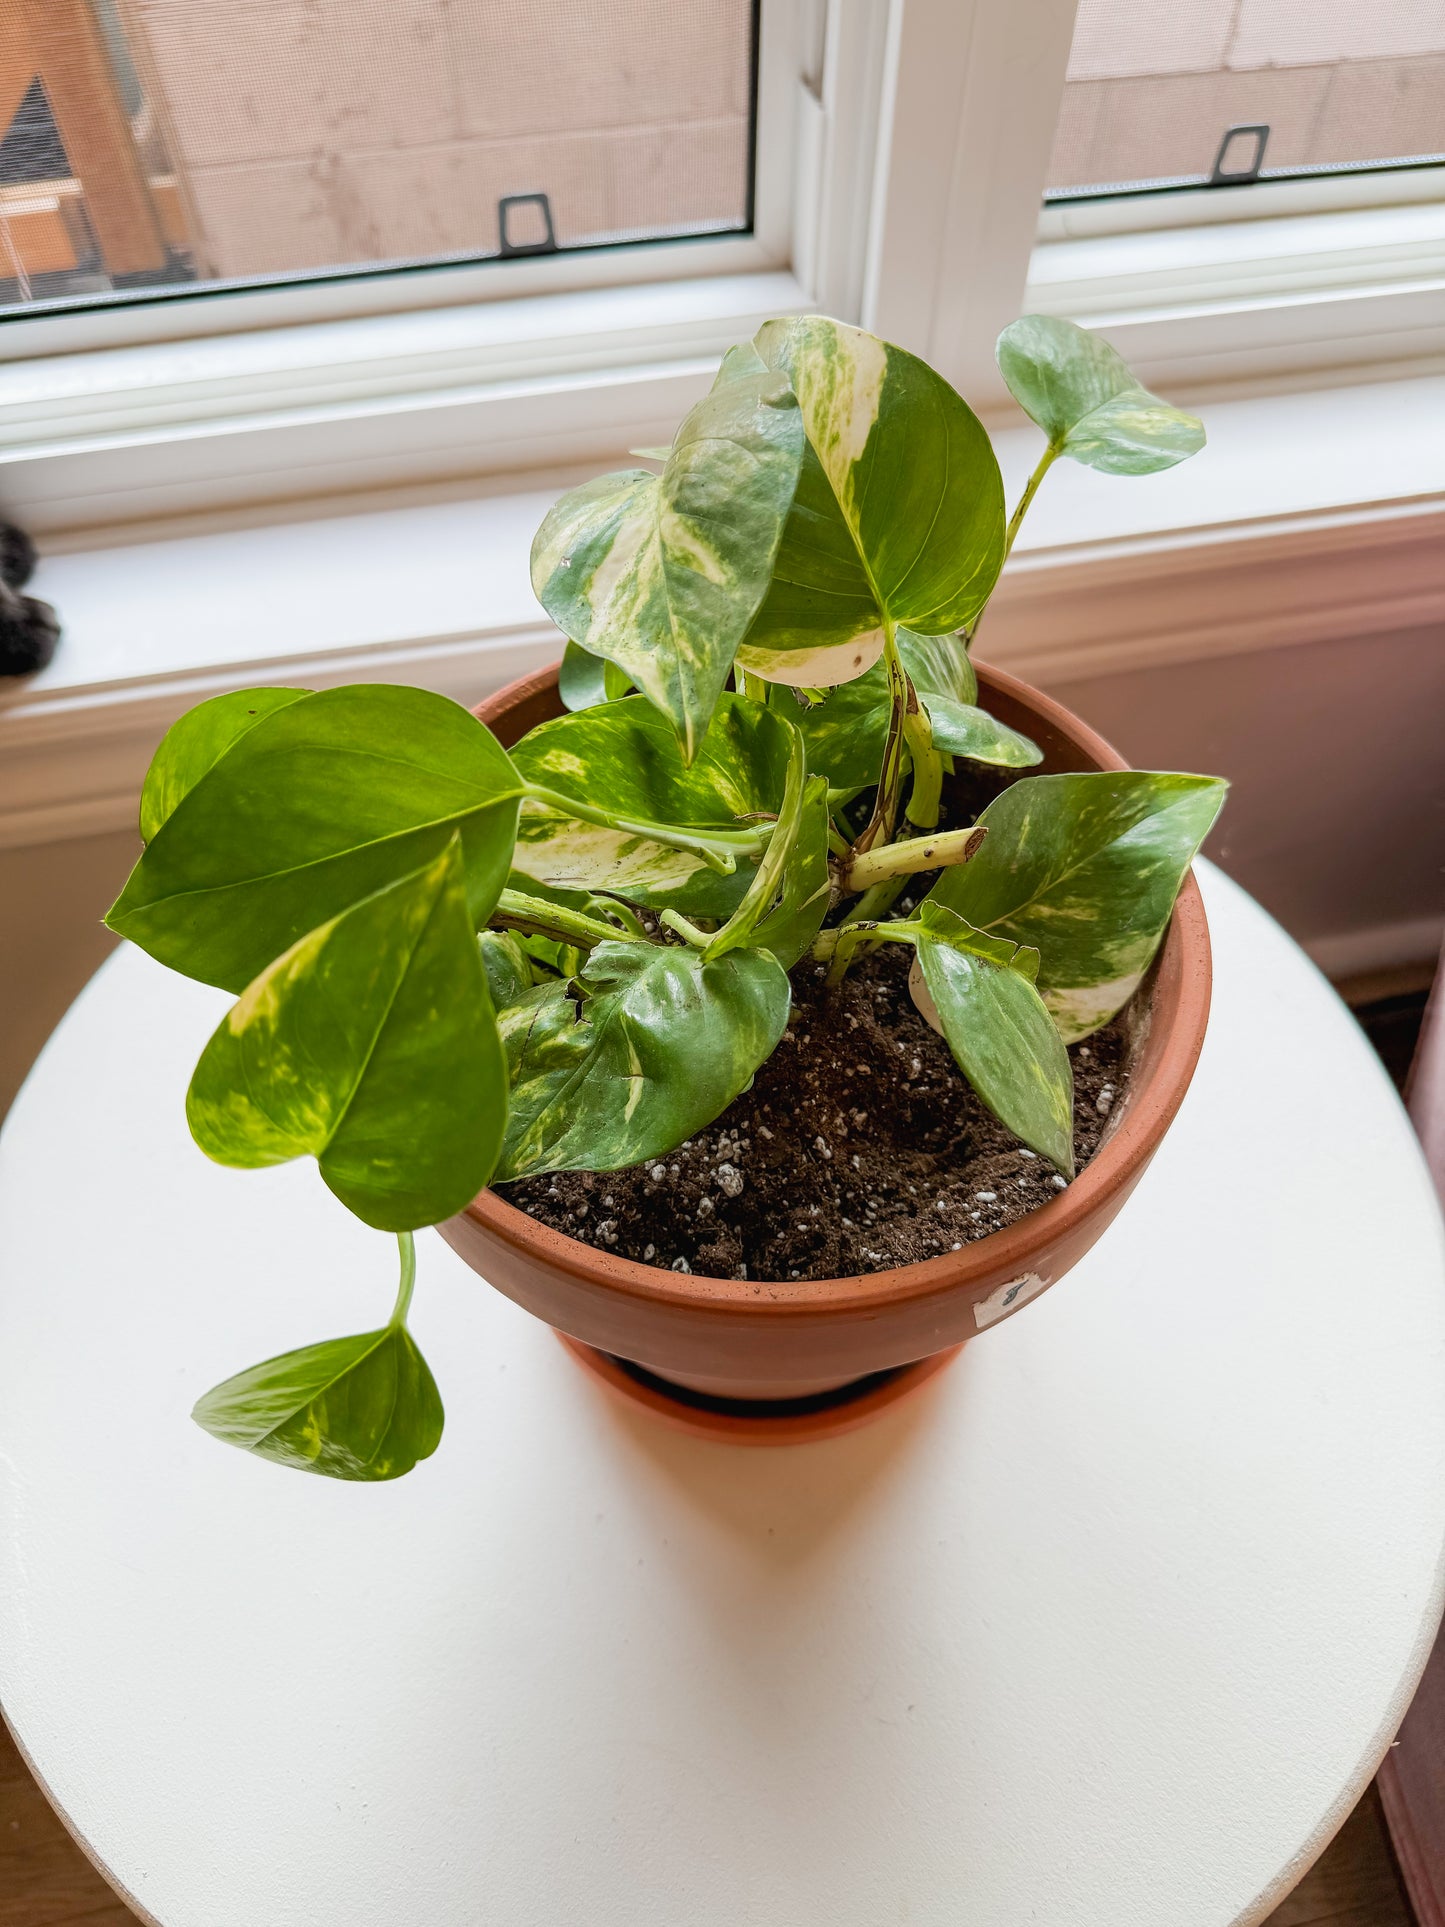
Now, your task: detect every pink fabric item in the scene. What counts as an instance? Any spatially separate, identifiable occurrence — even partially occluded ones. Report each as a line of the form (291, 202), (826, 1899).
(1376, 938), (1445, 1927)
(1405, 953), (1445, 1203)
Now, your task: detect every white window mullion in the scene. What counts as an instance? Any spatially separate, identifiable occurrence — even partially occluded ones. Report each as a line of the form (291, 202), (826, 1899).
(862, 0), (1081, 404)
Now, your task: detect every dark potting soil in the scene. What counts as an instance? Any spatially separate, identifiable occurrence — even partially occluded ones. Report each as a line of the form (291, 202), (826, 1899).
(501, 943), (1131, 1285)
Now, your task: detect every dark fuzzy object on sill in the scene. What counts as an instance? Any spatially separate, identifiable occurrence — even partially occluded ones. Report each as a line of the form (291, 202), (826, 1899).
(0, 519), (60, 676)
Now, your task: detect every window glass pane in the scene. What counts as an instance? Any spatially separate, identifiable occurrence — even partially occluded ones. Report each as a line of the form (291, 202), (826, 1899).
(1048, 0), (1445, 195)
(0, 0), (756, 311)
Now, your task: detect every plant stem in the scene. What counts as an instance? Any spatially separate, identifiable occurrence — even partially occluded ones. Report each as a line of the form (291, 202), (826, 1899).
(851, 617), (909, 854)
(493, 888), (650, 951)
(903, 709), (943, 828)
(523, 783), (771, 876)
(818, 917), (920, 988)
(659, 908), (712, 948)
(968, 443), (1060, 650)
(1004, 443), (1059, 562)
(584, 896), (646, 937)
(841, 824), (986, 895)
(390, 1232), (417, 1328)
(844, 875), (909, 925)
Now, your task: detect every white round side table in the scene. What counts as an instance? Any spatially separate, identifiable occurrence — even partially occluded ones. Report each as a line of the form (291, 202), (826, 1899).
(1, 861), (1442, 1927)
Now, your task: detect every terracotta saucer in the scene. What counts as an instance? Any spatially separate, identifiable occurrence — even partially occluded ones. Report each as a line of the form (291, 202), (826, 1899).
(558, 1334), (964, 1445)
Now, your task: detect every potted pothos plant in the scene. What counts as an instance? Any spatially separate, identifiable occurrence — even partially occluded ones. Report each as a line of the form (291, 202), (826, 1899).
(106, 313), (1226, 1477)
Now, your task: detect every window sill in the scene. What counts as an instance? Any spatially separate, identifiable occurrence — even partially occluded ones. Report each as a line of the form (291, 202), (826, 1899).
(0, 269), (810, 537)
(1027, 193), (1445, 393)
(2, 367), (1442, 856)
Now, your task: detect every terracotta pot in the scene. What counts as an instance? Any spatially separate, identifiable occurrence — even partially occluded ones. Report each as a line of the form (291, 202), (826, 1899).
(440, 660), (1213, 1413)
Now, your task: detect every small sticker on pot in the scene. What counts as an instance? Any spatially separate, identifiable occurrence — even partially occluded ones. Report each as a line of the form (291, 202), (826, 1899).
(974, 1271), (1049, 1329)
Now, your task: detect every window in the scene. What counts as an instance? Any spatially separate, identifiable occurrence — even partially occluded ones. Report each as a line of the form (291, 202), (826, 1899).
(1049, 0), (1445, 198)
(0, 0), (758, 313)
(0, 0), (1438, 544)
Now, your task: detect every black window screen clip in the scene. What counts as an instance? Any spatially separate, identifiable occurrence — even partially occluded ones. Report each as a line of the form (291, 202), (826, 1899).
(497, 193), (558, 257)
(1210, 124), (1270, 186)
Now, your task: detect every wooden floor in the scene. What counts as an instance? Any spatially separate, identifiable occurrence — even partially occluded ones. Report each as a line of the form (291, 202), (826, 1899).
(0, 1710), (1417, 1925)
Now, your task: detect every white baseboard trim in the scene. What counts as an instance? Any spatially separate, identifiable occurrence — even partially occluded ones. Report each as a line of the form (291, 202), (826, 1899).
(989, 495), (1445, 684)
(1304, 917), (1445, 984)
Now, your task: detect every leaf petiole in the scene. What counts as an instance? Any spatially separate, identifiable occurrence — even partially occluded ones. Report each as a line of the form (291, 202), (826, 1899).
(390, 1231), (417, 1328)
(492, 888), (652, 952)
(659, 908), (713, 949)
(842, 824), (986, 896)
(1003, 442), (1059, 562)
(523, 782), (772, 876)
(817, 917), (921, 988)
(850, 617), (909, 854)
(903, 709), (943, 828)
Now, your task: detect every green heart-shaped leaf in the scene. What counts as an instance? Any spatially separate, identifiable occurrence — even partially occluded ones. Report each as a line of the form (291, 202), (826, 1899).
(510, 691), (792, 913)
(497, 940), (791, 1179)
(193, 1323), (443, 1481)
(998, 316), (1204, 476)
(139, 687), (309, 843)
(530, 365), (804, 760)
(928, 771), (1227, 1041)
(108, 684), (523, 993)
(736, 316), (1005, 687)
(187, 837), (506, 1231)
(913, 903), (1074, 1175)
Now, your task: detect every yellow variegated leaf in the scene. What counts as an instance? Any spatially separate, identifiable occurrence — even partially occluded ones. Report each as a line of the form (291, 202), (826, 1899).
(509, 692), (794, 914)
(998, 316), (1204, 476)
(186, 838), (506, 1230)
(928, 772), (1227, 1041)
(530, 367), (804, 761)
(737, 315), (1006, 687)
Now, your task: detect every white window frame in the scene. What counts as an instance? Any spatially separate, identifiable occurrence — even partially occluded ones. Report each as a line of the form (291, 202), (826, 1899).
(1, 0), (1443, 543)
(0, 0), (901, 536)
(865, 0), (1445, 405)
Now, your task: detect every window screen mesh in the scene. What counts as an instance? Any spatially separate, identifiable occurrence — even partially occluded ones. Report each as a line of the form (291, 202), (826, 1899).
(0, 0), (755, 309)
(1048, 0), (1445, 195)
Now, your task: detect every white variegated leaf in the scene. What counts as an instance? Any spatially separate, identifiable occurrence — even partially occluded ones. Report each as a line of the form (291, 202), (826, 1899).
(495, 942), (792, 1179)
(530, 368), (804, 761)
(912, 903), (1074, 1175)
(998, 316), (1204, 476)
(509, 692), (793, 914)
(737, 316), (1006, 687)
(928, 771), (1227, 1041)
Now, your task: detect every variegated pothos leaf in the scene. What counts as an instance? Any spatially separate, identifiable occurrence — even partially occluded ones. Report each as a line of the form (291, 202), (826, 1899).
(997, 316), (1204, 476)
(186, 837), (506, 1231)
(495, 941), (792, 1179)
(192, 1324), (444, 1482)
(508, 693), (793, 914)
(912, 903), (1074, 1176)
(736, 316), (1006, 687)
(530, 367), (804, 761)
(927, 771), (1227, 1041)
(107, 684), (523, 994)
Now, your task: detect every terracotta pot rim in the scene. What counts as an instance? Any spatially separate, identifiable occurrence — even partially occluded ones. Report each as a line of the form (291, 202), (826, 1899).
(459, 657), (1212, 1323)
